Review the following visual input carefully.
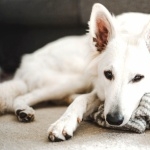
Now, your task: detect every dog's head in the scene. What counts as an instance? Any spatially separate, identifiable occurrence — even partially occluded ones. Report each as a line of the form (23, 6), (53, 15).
(88, 4), (150, 126)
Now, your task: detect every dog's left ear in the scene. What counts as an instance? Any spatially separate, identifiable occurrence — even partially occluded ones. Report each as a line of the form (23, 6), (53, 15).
(89, 3), (116, 52)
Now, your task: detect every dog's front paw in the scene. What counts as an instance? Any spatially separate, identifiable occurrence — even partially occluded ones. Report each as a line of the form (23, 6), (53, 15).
(15, 107), (35, 122)
(48, 114), (82, 142)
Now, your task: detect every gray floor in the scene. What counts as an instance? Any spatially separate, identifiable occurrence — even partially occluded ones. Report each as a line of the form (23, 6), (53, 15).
(0, 106), (150, 150)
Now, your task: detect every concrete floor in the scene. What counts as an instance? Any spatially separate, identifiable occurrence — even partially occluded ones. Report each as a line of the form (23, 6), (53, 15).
(0, 106), (150, 150)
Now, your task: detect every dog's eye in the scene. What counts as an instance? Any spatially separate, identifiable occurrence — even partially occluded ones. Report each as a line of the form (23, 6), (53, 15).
(104, 70), (114, 80)
(132, 74), (144, 83)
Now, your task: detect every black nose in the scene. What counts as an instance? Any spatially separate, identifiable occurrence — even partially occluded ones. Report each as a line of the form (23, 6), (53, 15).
(106, 112), (124, 126)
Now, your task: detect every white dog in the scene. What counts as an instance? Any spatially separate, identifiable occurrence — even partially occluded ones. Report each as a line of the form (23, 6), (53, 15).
(1, 3), (150, 142)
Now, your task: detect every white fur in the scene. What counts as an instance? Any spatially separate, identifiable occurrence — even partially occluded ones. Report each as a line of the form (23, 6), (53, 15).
(1, 3), (150, 141)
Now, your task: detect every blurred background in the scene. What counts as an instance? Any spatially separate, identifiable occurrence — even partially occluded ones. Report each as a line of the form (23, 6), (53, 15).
(0, 0), (150, 76)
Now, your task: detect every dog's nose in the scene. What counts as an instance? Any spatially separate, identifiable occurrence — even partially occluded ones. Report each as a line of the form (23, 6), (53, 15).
(106, 112), (124, 126)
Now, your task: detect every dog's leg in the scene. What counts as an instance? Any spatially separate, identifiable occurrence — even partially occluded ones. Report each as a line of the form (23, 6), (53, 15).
(0, 79), (27, 113)
(13, 75), (88, 122)
(64, 94), (82, 104)
(13, 86), (69, 122)
(48, 91), (100, 142)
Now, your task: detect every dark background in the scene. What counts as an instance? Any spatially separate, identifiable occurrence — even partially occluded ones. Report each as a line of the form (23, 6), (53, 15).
(0, 0), (150, 73)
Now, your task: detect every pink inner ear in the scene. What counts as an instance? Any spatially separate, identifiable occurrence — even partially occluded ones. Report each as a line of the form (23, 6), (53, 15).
(93, 19), (109, 52)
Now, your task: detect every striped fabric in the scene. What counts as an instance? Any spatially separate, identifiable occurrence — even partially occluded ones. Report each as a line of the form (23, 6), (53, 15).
(90, 93), (150, 133)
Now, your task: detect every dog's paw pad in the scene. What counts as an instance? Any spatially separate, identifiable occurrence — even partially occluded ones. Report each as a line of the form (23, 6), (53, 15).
(16, 108), (35, 122)
(63, 131), (72, 140)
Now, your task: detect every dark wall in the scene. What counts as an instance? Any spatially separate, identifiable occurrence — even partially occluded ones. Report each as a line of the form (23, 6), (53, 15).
(0, 0), (150, 73)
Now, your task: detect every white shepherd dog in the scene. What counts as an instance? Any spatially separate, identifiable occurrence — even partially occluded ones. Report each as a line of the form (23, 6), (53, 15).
(1, 3), (150, 142)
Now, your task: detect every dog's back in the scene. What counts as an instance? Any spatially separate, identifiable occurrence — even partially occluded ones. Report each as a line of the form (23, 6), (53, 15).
(15, 35), (91, 91)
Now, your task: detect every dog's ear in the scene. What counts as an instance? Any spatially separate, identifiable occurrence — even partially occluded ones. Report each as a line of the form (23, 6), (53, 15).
(89, 3), (116, 52)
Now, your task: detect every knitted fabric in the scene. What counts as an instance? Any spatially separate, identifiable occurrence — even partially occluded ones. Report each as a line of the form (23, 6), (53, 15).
(90, 93), (150, 133)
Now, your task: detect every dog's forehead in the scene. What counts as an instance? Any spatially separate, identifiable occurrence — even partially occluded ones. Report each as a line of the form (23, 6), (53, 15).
(104, 38), (150, 72)
(126, 40), (150, 62)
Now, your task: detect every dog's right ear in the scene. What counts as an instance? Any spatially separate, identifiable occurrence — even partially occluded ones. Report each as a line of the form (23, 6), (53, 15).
(89, 3), (116, 52)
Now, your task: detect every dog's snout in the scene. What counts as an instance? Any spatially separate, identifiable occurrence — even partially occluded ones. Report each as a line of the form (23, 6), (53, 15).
(106, 112), (124, 126)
